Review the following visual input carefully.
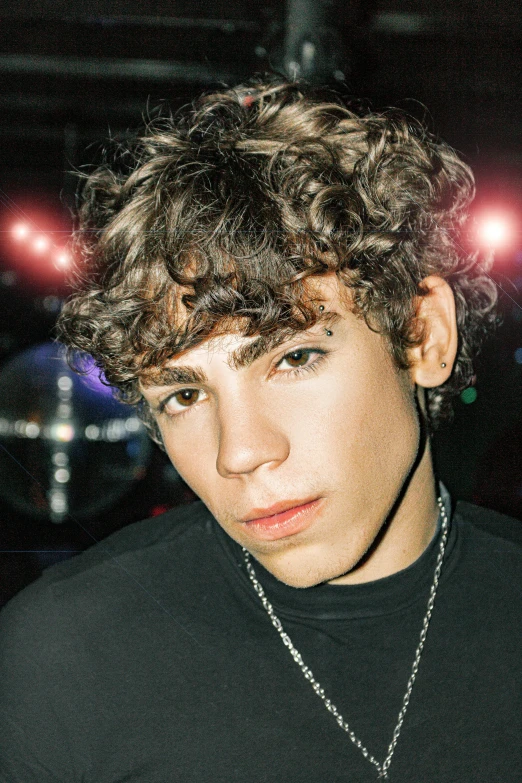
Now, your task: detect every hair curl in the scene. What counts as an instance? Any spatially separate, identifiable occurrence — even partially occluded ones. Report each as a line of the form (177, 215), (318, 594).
(57, 78), (498, 443)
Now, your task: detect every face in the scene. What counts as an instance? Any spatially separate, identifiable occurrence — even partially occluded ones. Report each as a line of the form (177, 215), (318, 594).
(141, 275), (424, 588)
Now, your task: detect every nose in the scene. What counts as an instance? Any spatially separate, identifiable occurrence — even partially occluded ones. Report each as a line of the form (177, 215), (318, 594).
(215, 395), (290, 478)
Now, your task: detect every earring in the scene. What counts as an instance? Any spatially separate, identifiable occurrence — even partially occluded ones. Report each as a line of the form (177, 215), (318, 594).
(325, 329), (333, 336)
(319, 305), (325, 312)
(440, 362), (447, 368)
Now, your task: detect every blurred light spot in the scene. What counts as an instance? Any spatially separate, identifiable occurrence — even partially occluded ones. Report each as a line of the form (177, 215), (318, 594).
(57, 375), (73, 391)
(55, 250), (70, 268)
(52, 423), (75, 442)
(25, 422), (40, 438)
(54, 468), (70, 483)
(287, 60), (301, 77)
(106, 419), (126, 441)
(85, 424), (100, 440)
(125, 417), (140, 432)
(49, 489), (67, 513)
(12, 223), (30, 241)
(301, 41), (316, 69)
(32, 235), (50, 254)
(52, 451), (68, 466)
(14, 419), (26, 435)
(42, 295), (61, 313)
(0, 270), (17, 287)
(514, 348), (522, 365)
(57, 403), (72, 419)
(460, 387), (478, 404)
(478, 216), (512, 247)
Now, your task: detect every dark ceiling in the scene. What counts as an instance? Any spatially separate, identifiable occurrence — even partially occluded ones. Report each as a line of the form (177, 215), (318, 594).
(0, 0), (520, 203)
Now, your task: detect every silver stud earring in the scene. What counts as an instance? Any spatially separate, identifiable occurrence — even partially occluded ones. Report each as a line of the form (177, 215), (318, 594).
(325, 329), (333, 337)
(441, 362), (447, 368)
(319, 305), (325, 312)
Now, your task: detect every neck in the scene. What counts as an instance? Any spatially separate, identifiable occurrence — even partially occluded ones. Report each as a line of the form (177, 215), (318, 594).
(329, 437), (440, 585)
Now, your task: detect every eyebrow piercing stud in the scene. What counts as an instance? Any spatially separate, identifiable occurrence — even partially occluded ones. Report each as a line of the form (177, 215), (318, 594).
(318, 305), (332, 335)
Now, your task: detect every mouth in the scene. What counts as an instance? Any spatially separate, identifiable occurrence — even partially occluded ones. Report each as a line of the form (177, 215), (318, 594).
(241, 498), (323, 541)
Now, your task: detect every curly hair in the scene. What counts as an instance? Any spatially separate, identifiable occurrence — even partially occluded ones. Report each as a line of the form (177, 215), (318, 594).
(57, 79), (498, 442)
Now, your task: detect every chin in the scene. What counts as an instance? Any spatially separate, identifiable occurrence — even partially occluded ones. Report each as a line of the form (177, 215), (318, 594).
(260, 537), (366, 588)
(267, 558), (353, 589)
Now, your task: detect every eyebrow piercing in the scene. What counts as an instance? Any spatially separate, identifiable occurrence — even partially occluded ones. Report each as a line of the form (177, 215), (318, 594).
(318, 305), (332, 335)
(441, 362), (447, 368)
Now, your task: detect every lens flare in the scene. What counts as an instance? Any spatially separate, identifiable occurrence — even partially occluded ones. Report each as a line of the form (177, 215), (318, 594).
(51, 423), (75, 442)
(32, 235), (51, 254)
(478, 216), (512, 248)
(55, 249), (70, 267)
(12, 223), (30, 241)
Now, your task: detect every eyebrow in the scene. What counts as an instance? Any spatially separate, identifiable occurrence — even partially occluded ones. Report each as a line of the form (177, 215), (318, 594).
(141, 312), (341, 390)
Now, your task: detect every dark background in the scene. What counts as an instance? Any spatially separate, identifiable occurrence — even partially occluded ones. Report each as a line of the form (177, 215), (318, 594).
(0, 0), (521, 606)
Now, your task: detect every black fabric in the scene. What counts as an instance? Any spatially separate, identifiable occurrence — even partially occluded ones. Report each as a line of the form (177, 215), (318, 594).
(0, 499), (520, 783)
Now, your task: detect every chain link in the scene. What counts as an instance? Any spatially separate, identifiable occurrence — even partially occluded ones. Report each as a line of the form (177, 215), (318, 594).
(243, 497), (449, 780)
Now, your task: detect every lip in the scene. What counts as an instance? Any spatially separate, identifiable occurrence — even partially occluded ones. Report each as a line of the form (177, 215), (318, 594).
(242, 498), (322, 541)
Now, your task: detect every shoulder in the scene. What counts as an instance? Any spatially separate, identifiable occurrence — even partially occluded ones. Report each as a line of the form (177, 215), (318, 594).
(451, 500), (522, 597)
(454, 500), (522, 550)
(0, 500), (213, 638)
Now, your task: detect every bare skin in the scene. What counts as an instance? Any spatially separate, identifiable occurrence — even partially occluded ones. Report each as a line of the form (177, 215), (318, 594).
(141, 274), (458, 588)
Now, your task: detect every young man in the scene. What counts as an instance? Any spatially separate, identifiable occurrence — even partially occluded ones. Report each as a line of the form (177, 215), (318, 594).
(1, 81), (520, 782)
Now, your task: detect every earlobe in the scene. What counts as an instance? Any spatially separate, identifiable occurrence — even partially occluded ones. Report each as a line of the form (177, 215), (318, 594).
(408, 275), (458, 389)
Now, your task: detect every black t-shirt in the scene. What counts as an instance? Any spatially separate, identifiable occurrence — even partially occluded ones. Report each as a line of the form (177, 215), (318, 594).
(0, 499), (521, 782)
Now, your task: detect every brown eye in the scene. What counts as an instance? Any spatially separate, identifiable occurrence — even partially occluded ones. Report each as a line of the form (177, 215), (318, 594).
(174, 389), (200, 407)
(284, 350), (311, 368)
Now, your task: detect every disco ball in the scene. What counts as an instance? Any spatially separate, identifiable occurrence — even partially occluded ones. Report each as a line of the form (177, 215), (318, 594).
(0, 342), (151, 522)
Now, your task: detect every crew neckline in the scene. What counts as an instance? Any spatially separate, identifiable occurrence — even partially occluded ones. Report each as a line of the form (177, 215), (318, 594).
(212, 484), (461, 621)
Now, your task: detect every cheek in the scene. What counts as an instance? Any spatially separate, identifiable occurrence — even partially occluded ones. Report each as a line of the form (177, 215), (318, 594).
(345, 371), (419, 491)
(325, 349), (419, 489)
(161, 423), (214, 496)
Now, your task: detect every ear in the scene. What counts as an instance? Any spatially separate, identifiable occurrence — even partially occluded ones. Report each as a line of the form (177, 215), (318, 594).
(408, 275), (458, 388)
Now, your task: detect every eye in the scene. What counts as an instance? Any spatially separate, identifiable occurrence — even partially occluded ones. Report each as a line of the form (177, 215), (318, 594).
(162, 388), (205, 416)
(280, 349), (314, 369)
(277, 348), (328, 376)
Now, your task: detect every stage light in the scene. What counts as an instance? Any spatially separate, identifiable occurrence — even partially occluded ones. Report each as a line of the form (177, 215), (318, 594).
(54, 468), (70, 484)
(51, 422), (75, 442)
(0, 343), (150, 523)
(55, 249), (71, 268)
(477, 216), (512, 248)
(32, 235), (50, 254)
(25, 422), (40, 438)
(12, 223), (30, 241)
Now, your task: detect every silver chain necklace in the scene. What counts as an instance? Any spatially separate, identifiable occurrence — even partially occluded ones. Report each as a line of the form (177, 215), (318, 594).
(242, 496), (449, 780)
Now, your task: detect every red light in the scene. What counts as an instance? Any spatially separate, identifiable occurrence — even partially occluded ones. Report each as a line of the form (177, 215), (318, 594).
(54, 250), (70, 268)
(477, 216), (513, 248)
(12, 223), (30, 241)
(32, 235), (50, 254)
(3, 202), (72, 290)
